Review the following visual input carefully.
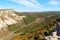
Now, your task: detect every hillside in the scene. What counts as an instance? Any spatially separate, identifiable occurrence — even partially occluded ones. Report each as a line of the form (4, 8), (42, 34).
(0, 9), (26, 37)
(0, 10), (60, 40)
(11, 11), (60, 40)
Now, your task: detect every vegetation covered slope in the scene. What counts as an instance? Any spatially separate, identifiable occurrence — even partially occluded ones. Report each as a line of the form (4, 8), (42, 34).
(10, 11), (60, 40)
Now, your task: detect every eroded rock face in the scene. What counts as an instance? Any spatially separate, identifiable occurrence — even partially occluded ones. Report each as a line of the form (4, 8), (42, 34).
(0, 9), (26, 37)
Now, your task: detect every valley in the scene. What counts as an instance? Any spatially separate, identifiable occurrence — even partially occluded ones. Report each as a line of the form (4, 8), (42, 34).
(0, 9), (60, 40)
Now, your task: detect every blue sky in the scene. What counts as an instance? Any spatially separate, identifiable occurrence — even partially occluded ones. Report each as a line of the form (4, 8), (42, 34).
(0, 0), (60, 12)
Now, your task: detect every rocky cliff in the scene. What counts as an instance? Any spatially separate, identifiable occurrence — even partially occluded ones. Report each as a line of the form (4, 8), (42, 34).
(0, 9), (26, 37)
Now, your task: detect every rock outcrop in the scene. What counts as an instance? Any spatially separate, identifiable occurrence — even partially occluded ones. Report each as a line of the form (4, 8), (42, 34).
(0, 9), (26, 37)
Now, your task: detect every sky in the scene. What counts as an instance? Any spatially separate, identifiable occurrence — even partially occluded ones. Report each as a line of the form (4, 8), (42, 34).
(0, 0), (60, 12)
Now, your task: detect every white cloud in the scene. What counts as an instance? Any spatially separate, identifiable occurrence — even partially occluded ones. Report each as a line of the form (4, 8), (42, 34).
(49, 0), (59, 5)
(11, 0), (43, 8)
(31, 0), (43, 7)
